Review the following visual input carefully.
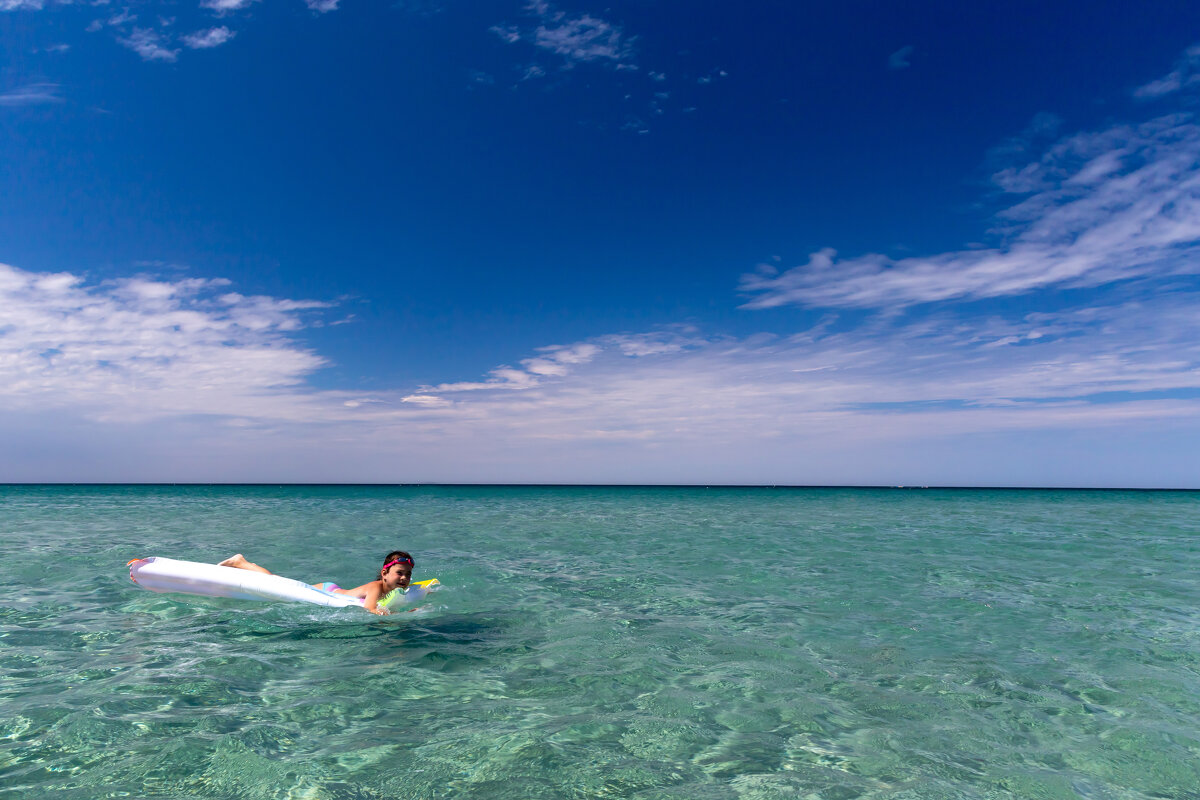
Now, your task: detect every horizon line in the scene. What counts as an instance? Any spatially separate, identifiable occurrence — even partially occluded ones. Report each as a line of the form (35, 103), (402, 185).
(1, 483), (1197, 492)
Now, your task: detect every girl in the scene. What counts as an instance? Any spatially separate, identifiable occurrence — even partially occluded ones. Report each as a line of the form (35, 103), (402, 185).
(218, 550), (414, 615)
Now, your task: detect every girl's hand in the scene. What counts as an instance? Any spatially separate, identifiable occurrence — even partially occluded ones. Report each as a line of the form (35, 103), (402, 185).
(366, 606), (388, 616)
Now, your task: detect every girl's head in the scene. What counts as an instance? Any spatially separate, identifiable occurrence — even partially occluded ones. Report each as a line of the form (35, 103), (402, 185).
(380, 550), (414, 589)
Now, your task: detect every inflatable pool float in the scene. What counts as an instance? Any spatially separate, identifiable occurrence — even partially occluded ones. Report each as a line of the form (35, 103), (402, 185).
(127, 556), (439, 611)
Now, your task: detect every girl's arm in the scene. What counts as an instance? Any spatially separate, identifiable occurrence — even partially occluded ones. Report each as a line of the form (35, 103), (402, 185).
(362, 582), (388, 615)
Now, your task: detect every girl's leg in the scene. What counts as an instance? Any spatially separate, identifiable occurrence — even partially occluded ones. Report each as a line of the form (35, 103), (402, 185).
(217, 554), (273, 574)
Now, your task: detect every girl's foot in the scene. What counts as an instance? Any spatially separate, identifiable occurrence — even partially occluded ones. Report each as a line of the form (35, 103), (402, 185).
(217, 554), (272, 574)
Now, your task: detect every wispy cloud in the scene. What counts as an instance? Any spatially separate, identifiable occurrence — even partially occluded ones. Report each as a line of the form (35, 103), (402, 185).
(107, 8), (136, 26)
(490, 23), (520, 44)
(1134, 43), (1200, 99)
(421, 343), (603, 395)
(182, 26), (235, 49)
(740, 112), (1200, 309)
(68, 0), (345, 62)
(118, 27), (179, 62)
(492, 1), (634, 69)
(0, 263), (328, 422)
(0, 0), (43, 10)
(532, 4), (630, 65)
(86, 8), (137, 32)
(0, 83), (63, 106)
(199, 0), (255, 15)
(9, 257), (1189, 433)
(888, 45), (913, 70)
(521, 64), (545, 81)
(1, 258), (1196, 483)
(4, 42), (1199, 482)
(379, 294), (1200, 480)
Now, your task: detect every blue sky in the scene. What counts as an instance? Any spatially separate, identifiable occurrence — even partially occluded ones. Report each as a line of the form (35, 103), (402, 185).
(3, 1), (1200, 486)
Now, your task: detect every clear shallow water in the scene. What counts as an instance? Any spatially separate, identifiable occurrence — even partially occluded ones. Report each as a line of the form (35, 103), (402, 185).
(1, 485), (1199, 800)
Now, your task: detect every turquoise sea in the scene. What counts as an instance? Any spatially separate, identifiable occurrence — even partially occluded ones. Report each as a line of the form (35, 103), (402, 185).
(1, 485), (1199, 799)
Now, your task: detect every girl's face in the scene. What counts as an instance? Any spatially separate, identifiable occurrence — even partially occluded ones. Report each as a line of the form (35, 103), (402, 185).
(382, 563), (412, 589)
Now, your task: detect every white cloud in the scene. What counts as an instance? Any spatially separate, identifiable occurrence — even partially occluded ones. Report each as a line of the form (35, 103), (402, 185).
(608, 331), (696, 357)
(199, 0), (254, 14)
(345, 293), (1200, 481)
(492, 1), (634, 69)
(400, 394), (450, 407)
(118, 28), (179, 61)
(106, 7), (136, 25)
(0, 83), (63, 106)
(520, 343), (600, 376)
(5, 44), (1200, 483)
(741, 113), (1200, 309)
(425, 342), (605, 392)
(490, 23), (520, 44)
(0, 263), (328, 422)
(182, 26), (235, 49)
(534, 14), (629, 64)
(888, 45), (913, 70)
(1, 259), (1197, 484)
(409, 294), (1200, 453)
(1134, 43), (1200, 98)
(305, 0), (339, 13)
(0, 0), (43, 10)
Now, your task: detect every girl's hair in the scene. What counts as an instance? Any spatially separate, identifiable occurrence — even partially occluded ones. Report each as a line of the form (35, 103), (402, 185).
(380, 550), (414, 579)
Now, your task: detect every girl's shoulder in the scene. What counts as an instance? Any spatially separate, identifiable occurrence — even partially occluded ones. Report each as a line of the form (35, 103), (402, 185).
(345, 578), (385, 596)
